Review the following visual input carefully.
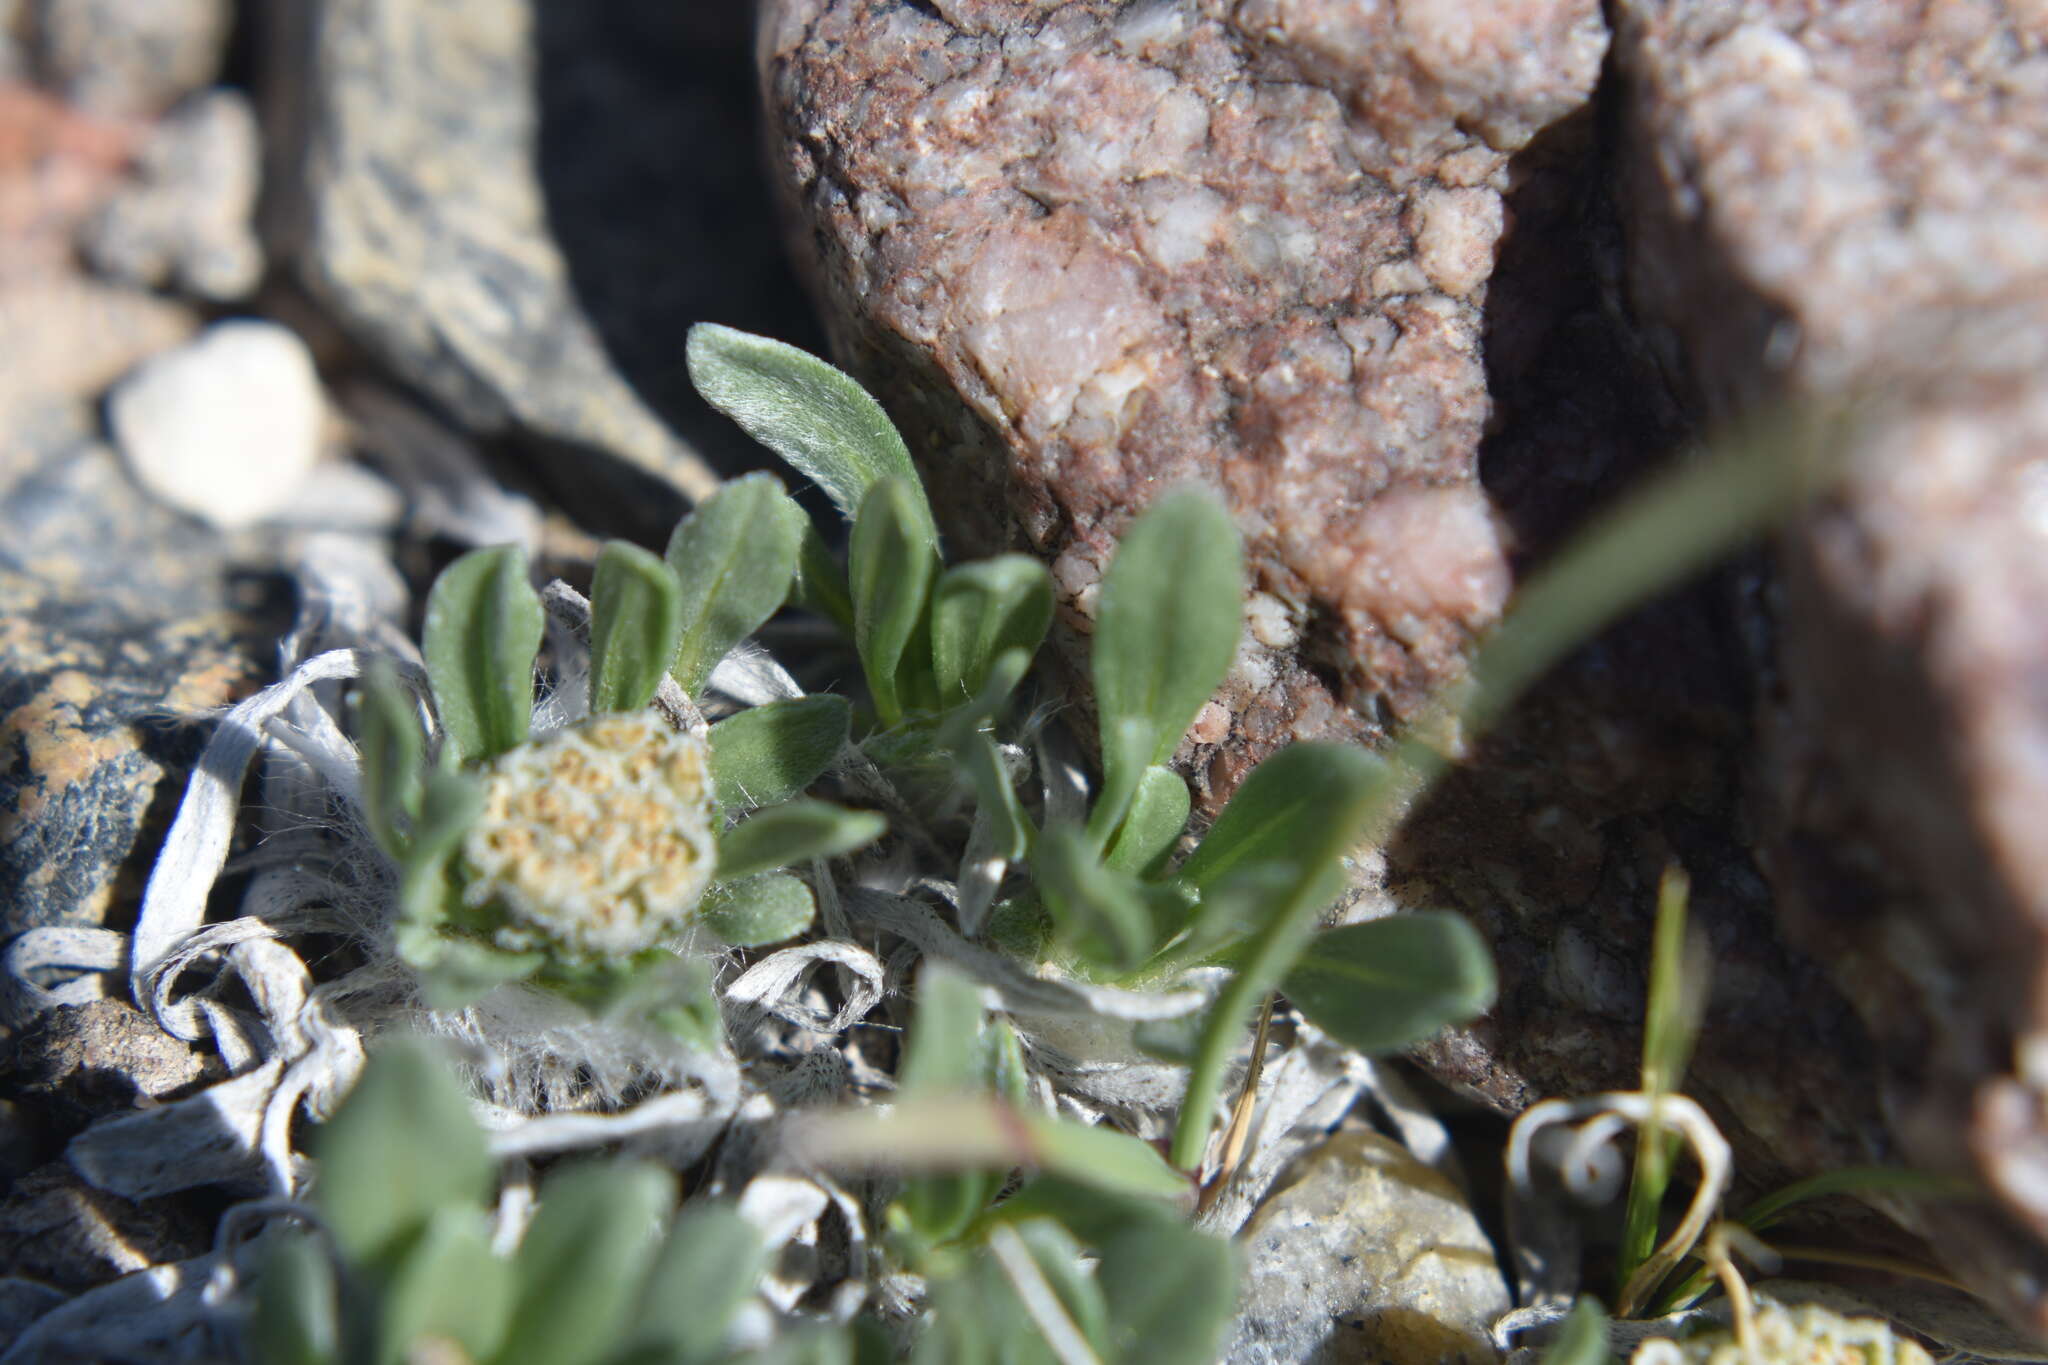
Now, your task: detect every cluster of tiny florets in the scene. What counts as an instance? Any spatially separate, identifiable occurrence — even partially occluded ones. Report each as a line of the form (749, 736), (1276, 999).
(457, 712), (717, 959)
(1633, 1302), (1933, 1365)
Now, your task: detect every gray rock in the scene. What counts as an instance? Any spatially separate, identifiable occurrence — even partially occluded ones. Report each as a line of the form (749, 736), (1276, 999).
(1228, 1129), (1508, 1365)
(263, 0), (722, 522)
(109, 318), (326, 528)
(0, 404), (286, 937)
(762, 0), (1607, 801)
(1611, 0), (2048, 1330)
(0, 1164), (207, 1290)
(0, 277), (195, 425)
(0, 1001), (217, 1144)
(79, 88), (263, 301)
(27, 0), (230, 118)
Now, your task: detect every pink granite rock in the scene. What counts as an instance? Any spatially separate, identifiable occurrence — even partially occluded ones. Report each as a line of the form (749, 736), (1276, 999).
(760, 0), (1606, 802)
(1612, 0), (2048, 1329)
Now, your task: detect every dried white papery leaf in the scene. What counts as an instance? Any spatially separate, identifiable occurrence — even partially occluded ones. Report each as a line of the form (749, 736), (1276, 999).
(0, 1256), (219, 1365)
(0, 925), (125, 1026)
(482, 1087), (733, 1167)
(725, 941), (886, 1035)
(68, 1058), (285, 1199)
(1197, 1023), (1369, 1235)
(707, 641), (806, 707)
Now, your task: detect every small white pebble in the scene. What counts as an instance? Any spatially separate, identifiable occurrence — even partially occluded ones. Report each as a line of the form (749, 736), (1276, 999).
(110, 318), (325, 529)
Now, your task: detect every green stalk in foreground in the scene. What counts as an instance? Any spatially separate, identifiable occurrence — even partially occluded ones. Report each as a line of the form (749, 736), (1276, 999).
(1170, 404), (1848, 1173)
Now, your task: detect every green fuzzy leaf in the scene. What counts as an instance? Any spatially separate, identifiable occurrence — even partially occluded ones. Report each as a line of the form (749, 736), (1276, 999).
(1092, 1201), (1237, 1365)
(849, 475), (941, 725)
(797, 1099), (1189, 1203)
(394, 768), (484, 936)
(1281, 913), (1496, 1054)
(588, 540), (687, 713)
(961, 732), (1032, 863)
(1001, 1219), (1111, 1356)
(901, 963), (985, 1094)
(498, 1162), (677, 1365)
(700, 873), (816, 948)
(625, 1203), (768, 1365)
(1543, 1297), (1611, 1365)
(422, 544), (543, 762)
(651, 956), (725, 1055)
(1103, 764), (1190, 877)
(1091, 489), (1242, 818)
(980, 1015), (1032, 1110)
(793, 515), (856, 635)
(409, 937), (546, 1011)
(355, 660), (423, 856)
(250, 1232), (339, 1365)
(373, 1206), (512, 1365)
(708, 696), (851, 810)
(1132, 1012), (1203, 1064)
(930, 555), (1053, 703)
(686, 323), (930, 529)
(716, 800), (887, 881)
(312, 1040), (493, 1267)
(1175, 742), (1389, 897)
(664, 472), (803, 696)
(1034, 825), (1158, 972)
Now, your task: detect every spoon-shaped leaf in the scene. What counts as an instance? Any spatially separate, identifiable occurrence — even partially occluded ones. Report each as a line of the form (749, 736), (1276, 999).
(700, 873), (816, 948)
(664, 472), (803, 696)
(707, 695), (851, 810)
(1090, 488), (1242, 833)
(422, 544), (543, 762)
(687, 323), (932, 530)
(588, 540), (687, 713)
(499, 1163), (676, 1365)
(1281, 912), (1496, 1054)
(931, 554), (1054, 702)
(716, 800), (887, 881)
(850, 475), (941, 724)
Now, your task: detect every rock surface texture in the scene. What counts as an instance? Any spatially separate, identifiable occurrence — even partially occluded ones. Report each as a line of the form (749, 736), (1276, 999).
(1609, 0), (2048, 1331)
(761, 0), (1606, 801)
(264, 0), (722, 515)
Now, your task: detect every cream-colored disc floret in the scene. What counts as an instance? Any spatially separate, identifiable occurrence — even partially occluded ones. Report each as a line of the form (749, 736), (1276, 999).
(457, 711), (717, 959)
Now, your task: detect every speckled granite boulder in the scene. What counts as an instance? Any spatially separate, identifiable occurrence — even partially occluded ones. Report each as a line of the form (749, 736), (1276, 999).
(1610, 0), (2048, 1330)
(760, 0), (1606, 801)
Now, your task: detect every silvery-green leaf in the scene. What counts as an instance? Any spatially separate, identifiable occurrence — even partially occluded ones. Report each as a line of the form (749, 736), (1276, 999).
(700, 873), (816, 948)
(1175, 743), (1389, 897)
(1091, 489), (1242, 813)
(930, 555), (1053, 703)
(412, 937), (546, 1011)
(664, 472), (803, 695)
(1004, 1218), (1111, 1356)
(849, 475), (940, 725)
(627, 1203), (769, 1365)
(961, 733), (1031, 862)
(1132, 1012), (1204, 1064)
(313, 1040), (493, 1266)
(1281, 913), (1496, 1054)
(394, 768), (483, 933)
(1544, 1297), (1611, 1365)
(980, 1015), (1032, 1110)
(900, 963), (985, 1094)
(1103, 764), (1190, 877)
(588, 540), (687, 713)
(422, 544), (543, 762)
(355, 660), (423, 856)
(499, 1162), (676, 1365)
(708, 696), (850, 810)
(374, 1206), (511, 1365)
(792, 513), (856, 634)
(687, 323), (929, 529)
(716, 799), (887, 881)
(1092, 1200), (1236, 1364)
(1034, 825), (1158, 972)
(250, 1232), (339, 1365)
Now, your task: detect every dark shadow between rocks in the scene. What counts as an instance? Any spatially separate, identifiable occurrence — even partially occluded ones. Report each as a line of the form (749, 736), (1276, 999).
(532, 1), (828, 489)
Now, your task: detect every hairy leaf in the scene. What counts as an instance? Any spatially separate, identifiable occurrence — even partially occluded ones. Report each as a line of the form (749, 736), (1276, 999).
(1281, 912), (1496, 1054)
(687, 323), (931, 530)
(374, 1207), (512, 1365)
(1092, 489), (1242, 817)
(627, 1203), (769, 1365)
(1103, 764), (1190, 877)
(355, 660), (423, 856)
(499, 1162), (677, 1365)
(700, 873), (816, 948)
(422, 544), (542, 762)
(312, 1040), (493, 1266)
(849, 475), (940, 725)
(716, 800), (887, 881)
(930, 555), (1053, 703)
(708, 695), (850, 810)
(664, 472), (803, 695)
(1176, 742), (1388, 897)
(588, 540), (687, 713)
(1034, 825), (1158, 972)
(250, 1233), (340, 1365)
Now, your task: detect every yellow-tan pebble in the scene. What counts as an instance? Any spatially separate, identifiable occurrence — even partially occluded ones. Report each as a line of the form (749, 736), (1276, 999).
(456, 711), (717, 959)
